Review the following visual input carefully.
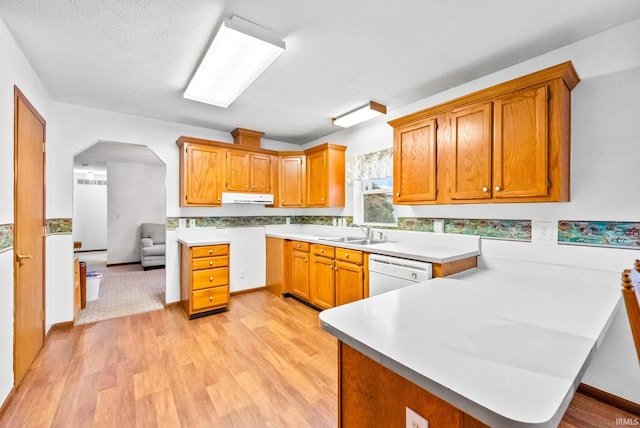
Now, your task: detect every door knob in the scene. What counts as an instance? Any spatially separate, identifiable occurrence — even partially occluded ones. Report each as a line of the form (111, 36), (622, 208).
(16, 253), (32, 263)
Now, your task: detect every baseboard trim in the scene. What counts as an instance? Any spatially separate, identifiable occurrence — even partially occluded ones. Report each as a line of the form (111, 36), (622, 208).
(164, 301), (181, 309)
(106, 261), (141, 267)
(231, 286), (266, 296)
(47, 321), (74, 336)
(578, 383), (640, 416)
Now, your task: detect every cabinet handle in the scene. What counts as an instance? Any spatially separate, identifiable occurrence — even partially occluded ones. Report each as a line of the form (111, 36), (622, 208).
(297, 244), (301, 248)
(482, 187), (488, 192)
(321, 198), (325, 202)
(282, 199), (285, 203)
(396, 193), (400, 197)
(217, 197), (221, 201)
(304, 258), (308, 263)
(345, 253), (349, 259)
(209, 276), (213, 281)
(320, 249), (324, 254)
(209, 261), (213, 266)
(246, 184), (250, 189)
(209, 295), (213, 301)
(209, 249), (213, 254)
(334, 266), (338, 271)
(251, 185), (255, 189)
(495, 186), (501, 191)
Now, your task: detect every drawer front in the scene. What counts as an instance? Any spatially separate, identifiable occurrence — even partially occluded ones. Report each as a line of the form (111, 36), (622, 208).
(192, 255), (228, 271)
(192, 267), (229, 290)
(335, 248), (363, 264)
(192, 244), (228, 258)
(292, 240), (310, 252)
(192, 286), (229, 311)
(311, 243), (335, 258)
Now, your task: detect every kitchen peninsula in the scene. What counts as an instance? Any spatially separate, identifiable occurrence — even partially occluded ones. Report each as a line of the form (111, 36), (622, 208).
(319, 264), (621, 427)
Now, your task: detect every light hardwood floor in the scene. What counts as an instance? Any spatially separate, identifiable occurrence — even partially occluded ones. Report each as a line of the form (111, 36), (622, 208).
(1, 290), (637, 427)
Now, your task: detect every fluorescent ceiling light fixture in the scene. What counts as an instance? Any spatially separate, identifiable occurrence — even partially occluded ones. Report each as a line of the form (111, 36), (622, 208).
(184, 16), (285, 108)
(332, 101), (387, 128)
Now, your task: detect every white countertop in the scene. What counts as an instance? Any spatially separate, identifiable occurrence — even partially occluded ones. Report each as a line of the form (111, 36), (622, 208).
(319, 267), (621, 427)
(176, 227), (230, 246)
(177, 237), (230, 246)
(265, 226), (479, 264)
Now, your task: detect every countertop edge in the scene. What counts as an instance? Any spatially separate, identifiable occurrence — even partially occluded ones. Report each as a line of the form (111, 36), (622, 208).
(265, 232), (478, 264)
(177, 238), (231, 246)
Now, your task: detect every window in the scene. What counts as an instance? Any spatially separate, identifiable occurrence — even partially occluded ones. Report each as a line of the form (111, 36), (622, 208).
(361, 177), (397, 227)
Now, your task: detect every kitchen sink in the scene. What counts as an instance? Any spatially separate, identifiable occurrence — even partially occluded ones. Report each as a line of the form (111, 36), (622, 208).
(345, 239), (388, 245)
(316, 236), (363, 242)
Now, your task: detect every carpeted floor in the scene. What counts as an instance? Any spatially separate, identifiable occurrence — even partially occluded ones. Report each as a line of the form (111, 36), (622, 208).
(75, 251), (166, 325)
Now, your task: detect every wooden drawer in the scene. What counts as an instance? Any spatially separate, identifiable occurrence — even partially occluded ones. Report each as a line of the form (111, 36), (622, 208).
(311, 243), (335, 258)
(192, 244), (228, 258)
(192, 255), (228, 271)
(192, 286), (229, 311)
(192, 267), (229, 290)
(292, 240), (310, 252)
(335, 248), (363, 264)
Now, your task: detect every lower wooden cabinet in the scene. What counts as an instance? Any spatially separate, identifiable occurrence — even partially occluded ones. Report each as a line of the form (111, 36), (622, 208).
(334, 248), (365, 306)
(180, 243), (230, 318)
(310, 244), (336, 310)
(289, 241), (310, 300)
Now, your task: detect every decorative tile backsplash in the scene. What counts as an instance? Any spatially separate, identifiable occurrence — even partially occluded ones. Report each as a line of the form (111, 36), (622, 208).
(445, 218), (532, 241)
(558, 220), (640, 249)
(16, 217), (637, 252)
(0, 224), (13, 251)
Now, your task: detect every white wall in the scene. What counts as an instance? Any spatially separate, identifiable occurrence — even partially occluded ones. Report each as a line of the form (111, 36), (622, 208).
(107, 162), (165, 264)
(72, 173), (107, 251)
(303, 18), (640, 403)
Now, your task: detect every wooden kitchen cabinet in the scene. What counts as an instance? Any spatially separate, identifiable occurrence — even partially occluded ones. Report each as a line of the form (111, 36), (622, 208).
(289, 241), (310, 301)
(393, 117), (438, 204)
(305, 143), (346, 207)
(265, 237), (286, 296)
(310, 244), (336, 310)
(225, 149), (274, 193)
(335, 248), (365, 306)
(177, 140), (222, 206)
(278, 154), (305, 207)
(390, 61), (579, 205)
(180, 243), (230, 319)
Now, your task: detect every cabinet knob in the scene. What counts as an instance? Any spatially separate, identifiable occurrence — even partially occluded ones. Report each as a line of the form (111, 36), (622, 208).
(495, 186), (501, 191)
(345, 253), (349, 259)
(209, 276), (213, 281)
(246, 184), (249, 188)
(297, 244), (301, 248)
(304, 258), (308, 263)
(320, 249), (324, 254)
(321, 198), (325, 202)
(334, 266), (338, 271)
(396, 193), (400, 197)
(209, 249), (213, 254)
(209, 295), (213, 301)
(209, 261), (213, 266)
(482, 187), (488, 192)
(282, 199), (285, 203)
(217, 197), (221, 201)
(251, 185), (255, 189)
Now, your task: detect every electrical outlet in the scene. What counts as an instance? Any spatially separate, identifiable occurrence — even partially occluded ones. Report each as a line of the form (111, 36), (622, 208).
(189, 218), (196, 228)
(433, 219), (444, 233)
(534, 221), (554, 241)
(406, 407), (428, 428)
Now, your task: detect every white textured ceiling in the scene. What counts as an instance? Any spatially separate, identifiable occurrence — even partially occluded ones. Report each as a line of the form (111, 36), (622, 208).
(2, 0), (640, 145)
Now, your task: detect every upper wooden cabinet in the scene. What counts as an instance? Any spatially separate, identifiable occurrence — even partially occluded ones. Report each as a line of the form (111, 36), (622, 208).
(389, 61), (580, 205)
(278, 154), (305, 207)
(178, 140), (222, 206)
(393, 117), (437, 204)
(305, 143), (346, 207)
(224, 150), (274, 193)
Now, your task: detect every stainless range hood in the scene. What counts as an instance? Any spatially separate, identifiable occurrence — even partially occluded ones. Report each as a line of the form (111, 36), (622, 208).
(221, 192), (274, 204)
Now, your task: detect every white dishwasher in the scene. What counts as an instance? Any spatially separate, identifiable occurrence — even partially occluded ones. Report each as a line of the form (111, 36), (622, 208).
(368, 254), (432, 296)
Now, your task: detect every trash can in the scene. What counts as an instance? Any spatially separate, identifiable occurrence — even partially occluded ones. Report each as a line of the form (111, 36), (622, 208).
(86, 271), (103, 302)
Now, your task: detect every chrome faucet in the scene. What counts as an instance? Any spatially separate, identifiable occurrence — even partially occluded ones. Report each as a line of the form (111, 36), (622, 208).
(350, 223), (373, 240)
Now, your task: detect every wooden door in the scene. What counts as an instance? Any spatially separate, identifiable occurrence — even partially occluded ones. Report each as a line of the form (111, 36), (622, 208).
(449, 103), (493, 200)
(290, 250), (310, 300)
(306, 149), (327, 206)
(279, 155), (304, 207)
(13, 86), (46, 385)
(493, 85), (549, 198)
(310, 254), (335, 310)
(225, 150), (250, 192)
(335, 260), (364, 306)
(393, 118), (437, 204)
(185, 144), (221, 205)
(250, 154), (272, 193)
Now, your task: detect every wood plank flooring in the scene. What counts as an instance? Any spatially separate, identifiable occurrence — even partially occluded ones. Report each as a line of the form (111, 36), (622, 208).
(1, 290), (637, 427)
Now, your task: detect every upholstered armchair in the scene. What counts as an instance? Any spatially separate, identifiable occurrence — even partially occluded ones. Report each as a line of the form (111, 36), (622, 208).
(140, 223), (166, 270)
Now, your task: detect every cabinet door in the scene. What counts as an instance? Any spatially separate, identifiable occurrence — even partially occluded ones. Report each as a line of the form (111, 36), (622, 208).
(185, 144), (221, 205)
(449, 103), (493, 200)
(493, 85), (549, 198)
(250, 154), (272, 193)
(280, 155), (304, 207)
(393, 118), (437, 204)
(225, 150), (250, 192)
(290, 249), (310, 300)
(335, 260), (364, 306)
(310, 254), (335, 310)
(306, 149), (328, 206)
